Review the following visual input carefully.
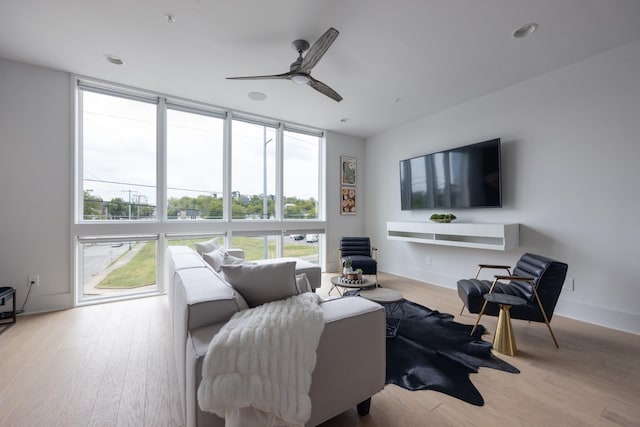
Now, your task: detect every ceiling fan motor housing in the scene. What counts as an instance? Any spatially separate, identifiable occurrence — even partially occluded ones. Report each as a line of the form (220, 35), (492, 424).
(291, 39), (310, 53)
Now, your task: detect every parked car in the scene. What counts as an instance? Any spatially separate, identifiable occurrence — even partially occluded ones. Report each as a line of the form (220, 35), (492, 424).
(305, 234), (319, 243)
(290, 234), (305, 241)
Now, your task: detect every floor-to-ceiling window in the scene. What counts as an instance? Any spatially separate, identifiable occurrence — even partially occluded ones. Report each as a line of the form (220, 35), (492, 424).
(73, 79), (326, 305)
(282, 128), (321, 262)
(81, 90), (157, 221)
(231, 119), (277, 221)
(167, 107), (225, 220)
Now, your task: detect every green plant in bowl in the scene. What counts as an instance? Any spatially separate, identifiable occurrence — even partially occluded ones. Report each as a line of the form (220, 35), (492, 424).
(430, 213), (457, 223)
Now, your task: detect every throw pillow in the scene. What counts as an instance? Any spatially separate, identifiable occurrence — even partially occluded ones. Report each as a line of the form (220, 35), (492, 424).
(195, 238), (219, 255)
(223, 251), (245, 267)
(221, 261), (298, 307)
(203, 248), (249, 272)
(296, 273), (312, 294)
(202, 248), (226, 272)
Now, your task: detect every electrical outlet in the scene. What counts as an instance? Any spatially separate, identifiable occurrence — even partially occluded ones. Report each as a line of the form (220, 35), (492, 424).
(563, 278), (574, 291)
(28, 274), (40, 287)
(425, 256), (432, 265)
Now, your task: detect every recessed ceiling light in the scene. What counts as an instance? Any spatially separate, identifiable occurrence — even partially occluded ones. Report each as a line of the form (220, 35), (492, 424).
(104, 55), (124, 65)
(165, 13), (175, 24)
(512, 23), (538, 38)
(394, 98), (401, 104)
(248, 91), (267, 101)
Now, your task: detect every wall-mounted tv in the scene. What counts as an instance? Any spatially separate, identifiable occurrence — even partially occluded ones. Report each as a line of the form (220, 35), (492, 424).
(399, 138), (502, 210)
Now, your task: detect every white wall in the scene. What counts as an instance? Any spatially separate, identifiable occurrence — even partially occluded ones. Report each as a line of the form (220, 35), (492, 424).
(324, 131), (367, 272)
(0, 58), (72, 313)
(365, 39), (640, 334)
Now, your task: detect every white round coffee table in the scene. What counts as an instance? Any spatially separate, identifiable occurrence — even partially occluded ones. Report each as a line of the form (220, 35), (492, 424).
(359, 288), (405, 337)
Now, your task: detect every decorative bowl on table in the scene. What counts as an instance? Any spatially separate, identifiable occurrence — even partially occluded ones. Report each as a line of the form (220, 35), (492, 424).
(340, 276), (366, 284)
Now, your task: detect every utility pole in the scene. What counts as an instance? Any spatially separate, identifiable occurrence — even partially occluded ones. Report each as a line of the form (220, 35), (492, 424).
(122, 190), (137, 250)
(122, 190), (138, 220)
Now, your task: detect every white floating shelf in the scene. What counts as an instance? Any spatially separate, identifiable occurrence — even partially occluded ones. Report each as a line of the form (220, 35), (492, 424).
(386, 221), (519, 251)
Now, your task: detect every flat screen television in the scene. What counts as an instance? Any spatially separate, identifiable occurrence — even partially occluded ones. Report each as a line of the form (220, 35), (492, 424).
(399, 138), (501, 210)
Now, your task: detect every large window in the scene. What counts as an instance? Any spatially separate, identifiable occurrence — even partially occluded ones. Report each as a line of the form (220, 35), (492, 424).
(283, 129), (320, 220)
(74, 79), (326, 305)
(167, 108), (225, 220)
(78, 237), (157, 301)
(231, 120), (277, 220)
(81, 91), (157, 221)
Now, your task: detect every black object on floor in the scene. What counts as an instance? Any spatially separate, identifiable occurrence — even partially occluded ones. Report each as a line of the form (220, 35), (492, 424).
(385, 299), (519, 406)
(0, 287), (16, 336)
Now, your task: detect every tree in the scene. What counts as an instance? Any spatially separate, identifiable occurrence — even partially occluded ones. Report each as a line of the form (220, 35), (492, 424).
(106, 197), (127, 219)
(166, 193), (316, 220)
(196, 195), (222, 219)
(83, 190), (103, 219)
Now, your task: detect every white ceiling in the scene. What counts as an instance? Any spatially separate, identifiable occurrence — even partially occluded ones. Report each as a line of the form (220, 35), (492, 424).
(1, 0), (640, 138)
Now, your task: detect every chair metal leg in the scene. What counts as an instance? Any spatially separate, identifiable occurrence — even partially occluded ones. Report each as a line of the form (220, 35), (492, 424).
(470, 299), (488, 335)
(470, 278), (499, 335)
(530, 283), (560, 348)
(459, 303), (466, 315)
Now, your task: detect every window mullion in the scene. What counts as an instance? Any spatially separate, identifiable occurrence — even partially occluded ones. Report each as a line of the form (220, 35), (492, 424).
(275, 123), (284, 222)
(157, 98), (167, 222)
(224, 111), (233, 222)
(75, 87), (84, 223)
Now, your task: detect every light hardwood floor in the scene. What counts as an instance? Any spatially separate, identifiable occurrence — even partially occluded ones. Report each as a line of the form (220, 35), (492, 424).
(1, 272), (638, 427)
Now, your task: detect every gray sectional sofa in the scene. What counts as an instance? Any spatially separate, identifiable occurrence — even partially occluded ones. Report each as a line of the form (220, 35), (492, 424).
(168, 246), (386, 427)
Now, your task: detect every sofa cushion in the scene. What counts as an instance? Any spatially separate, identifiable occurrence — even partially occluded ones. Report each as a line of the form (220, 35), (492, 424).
(221, 261), (298, 307)
(195, 238), (219, 255)
(254, 257), (321, 290)
(171, 252), (208, 271)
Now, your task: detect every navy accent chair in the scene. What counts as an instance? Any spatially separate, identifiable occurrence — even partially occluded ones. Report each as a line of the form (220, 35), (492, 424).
(457, 253), (568, 347)
(339, 237), (378, 285)
(0, 287), (16, 335)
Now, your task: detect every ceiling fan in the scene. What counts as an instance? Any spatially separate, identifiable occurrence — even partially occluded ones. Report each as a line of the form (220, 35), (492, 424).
(226, 27), (343, 102)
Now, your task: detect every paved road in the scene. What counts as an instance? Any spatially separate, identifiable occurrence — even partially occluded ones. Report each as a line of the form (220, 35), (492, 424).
(83, 243), (129, 282)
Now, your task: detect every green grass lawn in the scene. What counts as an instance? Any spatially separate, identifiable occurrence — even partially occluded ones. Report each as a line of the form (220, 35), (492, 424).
(97, 242), (156, 289)
(231, 237), (317, 260)
(98, 237), (317, 289)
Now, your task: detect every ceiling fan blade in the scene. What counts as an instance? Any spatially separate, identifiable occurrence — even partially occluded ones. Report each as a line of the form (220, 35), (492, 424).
(298, 28), (339, 74)
(308, 76), (342, 102)
(226, 72), (292, 81)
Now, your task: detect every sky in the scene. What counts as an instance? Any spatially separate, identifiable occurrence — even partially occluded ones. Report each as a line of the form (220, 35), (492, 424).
(82, 91), (319, 206)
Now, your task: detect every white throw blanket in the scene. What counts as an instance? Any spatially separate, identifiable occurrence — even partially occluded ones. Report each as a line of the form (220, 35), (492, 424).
(197, 292), (325, 427)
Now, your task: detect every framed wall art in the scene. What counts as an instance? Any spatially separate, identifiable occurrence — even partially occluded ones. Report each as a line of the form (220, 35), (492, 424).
(341, 186), (357, 215)
(340, 156), (357, 186)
